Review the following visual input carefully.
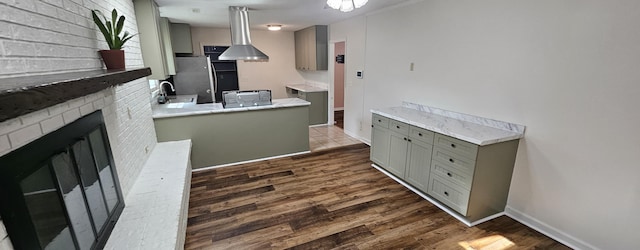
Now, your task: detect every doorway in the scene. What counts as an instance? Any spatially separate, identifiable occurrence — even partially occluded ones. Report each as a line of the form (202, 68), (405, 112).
(333, 41), (345, 129)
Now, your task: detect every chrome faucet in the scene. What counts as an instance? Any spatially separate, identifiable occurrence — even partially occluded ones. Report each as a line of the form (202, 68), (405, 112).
(157, 81), (175, 104)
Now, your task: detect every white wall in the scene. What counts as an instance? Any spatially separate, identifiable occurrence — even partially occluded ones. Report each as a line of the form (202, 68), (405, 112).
(0, 0), (157, 248)
(190, 27), (306, 99)
(334, 0), (640, 249)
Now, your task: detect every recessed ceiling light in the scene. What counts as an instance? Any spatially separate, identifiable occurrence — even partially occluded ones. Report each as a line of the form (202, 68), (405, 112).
(267, 25), (282, 31)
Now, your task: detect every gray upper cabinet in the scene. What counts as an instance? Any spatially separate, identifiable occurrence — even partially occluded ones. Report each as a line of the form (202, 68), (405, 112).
(134, 0), (174, 79)
(159, 18), (176, 75)
(170, 23), (193, 54)
(294, 25), (328, 71)
(370, 112), (520, 222)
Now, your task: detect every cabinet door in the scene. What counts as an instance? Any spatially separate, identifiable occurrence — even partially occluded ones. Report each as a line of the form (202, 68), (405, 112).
(387, 132), (408, 178)
(170, 23), (193, 54)
(405, 139), (433, 192)
(306, 26), (317, 70)
(370, 125), (390, 167)
(134, 0), (170, 79)
(294, 29), (306, 70)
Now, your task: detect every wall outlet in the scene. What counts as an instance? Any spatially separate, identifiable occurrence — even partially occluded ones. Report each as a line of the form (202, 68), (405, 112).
(356, 71), (363, 79)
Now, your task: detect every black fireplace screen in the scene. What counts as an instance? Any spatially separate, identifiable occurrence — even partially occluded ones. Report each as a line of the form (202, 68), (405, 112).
(0, 110), (124, 250)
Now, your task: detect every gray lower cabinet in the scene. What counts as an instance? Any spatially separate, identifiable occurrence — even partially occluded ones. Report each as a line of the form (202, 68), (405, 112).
(387, 131), (409, 177)
(287, 87), (328, 125)
(370, 120), (390, 167)
(300, 91), (328, 125)
(370, 113), (519, 222)
(405, 135), (434, 192)
(371, 114), (435, 193)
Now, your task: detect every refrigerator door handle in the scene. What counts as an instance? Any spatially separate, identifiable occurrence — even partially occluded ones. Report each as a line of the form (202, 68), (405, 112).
(206, 56), (217, 102)
(211, 64), (217, 94)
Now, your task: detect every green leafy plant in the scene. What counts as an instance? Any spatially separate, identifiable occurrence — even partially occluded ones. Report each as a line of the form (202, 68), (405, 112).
(92, 9), (135, 50)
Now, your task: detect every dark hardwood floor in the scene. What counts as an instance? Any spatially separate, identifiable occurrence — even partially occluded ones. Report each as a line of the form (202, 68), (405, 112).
(334, 110), (344, 129)
(186, 144), (569, 249)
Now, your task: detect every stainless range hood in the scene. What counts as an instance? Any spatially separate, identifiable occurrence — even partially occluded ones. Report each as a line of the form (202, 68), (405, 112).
(219, 6), (269, 61)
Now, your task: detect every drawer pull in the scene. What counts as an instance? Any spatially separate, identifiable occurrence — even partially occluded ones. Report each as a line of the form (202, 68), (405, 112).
(371, 125), (374, 128)
(447, 172), (452, 177)
(451, 143), (456, 148)
(403, 137), (407, 141)
(444, 191), (449, 196)
(378, 119), (382, 122)
(396, 125), (400, 129)
(449, 158), (455, 163)
(408, 139), (412, 142)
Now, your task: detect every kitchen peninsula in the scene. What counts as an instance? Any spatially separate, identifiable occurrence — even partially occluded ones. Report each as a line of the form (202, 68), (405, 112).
(152, 97), (310, 169)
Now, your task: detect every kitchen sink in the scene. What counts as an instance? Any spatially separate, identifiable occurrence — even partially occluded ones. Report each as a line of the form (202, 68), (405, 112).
(167, 96), (195, 103)
(160, 95), (197, 108)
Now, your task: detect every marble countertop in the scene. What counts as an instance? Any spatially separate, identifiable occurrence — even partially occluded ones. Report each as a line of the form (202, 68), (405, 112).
(153, 97), (310, 119)
(286, 84), (328, 93)
(372, 103), (525, 146)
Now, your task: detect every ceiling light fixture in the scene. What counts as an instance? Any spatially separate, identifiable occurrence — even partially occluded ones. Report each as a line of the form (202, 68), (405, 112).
(267, 25), (282, 31)
(327, 0), (368, 12)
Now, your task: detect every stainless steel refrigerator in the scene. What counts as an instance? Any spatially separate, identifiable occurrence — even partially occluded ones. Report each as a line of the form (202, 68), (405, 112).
(174, 56), (239, 103)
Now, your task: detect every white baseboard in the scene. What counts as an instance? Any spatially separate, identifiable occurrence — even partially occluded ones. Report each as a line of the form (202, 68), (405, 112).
(505, 206), (596, 250)
(343, 129), (370, 146)
(192, 151), (311, 172)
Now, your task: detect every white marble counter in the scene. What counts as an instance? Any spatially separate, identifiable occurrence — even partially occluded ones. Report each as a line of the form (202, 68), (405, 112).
(152, 98), (310, 119)
(372, 102), (525, 146)
(286, 84), (328, 92)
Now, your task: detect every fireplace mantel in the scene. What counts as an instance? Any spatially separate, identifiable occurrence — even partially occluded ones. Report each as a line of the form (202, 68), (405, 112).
(0, 67), (152, 123)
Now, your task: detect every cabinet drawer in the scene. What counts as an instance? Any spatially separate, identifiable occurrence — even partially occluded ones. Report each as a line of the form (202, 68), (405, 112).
(431, 160), (473, 189)
(427, 175), (470, 215)
(389, 120), (410, 135)
(372, 114), (390, 129)
(434, 134), (478, 160)
(432, 147), (476, 175)
(409, 126), (434, 144)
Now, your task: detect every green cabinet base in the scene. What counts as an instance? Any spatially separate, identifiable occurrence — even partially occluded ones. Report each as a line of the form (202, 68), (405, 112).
(154, 106), (310, 169)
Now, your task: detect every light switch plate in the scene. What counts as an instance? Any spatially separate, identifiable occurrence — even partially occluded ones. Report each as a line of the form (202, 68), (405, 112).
(356, 71), (363, 79)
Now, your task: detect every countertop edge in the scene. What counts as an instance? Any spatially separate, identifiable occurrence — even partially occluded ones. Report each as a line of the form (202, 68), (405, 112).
(152, 98), (311, 119)
(371, 108), (524, 146)
(285, 84), (328, 93)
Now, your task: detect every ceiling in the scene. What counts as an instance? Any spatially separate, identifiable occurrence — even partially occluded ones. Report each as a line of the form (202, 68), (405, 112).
(154, 0), (411, 31)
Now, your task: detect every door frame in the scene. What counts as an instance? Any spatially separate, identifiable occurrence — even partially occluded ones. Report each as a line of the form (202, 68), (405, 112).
(328, 38), (347, 126)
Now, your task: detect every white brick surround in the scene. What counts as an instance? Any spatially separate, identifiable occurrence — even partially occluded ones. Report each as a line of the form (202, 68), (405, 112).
(0, 0), (157, 248)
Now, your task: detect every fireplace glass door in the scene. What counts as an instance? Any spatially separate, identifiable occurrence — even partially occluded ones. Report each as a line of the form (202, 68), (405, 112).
(0, 111), (124, 250)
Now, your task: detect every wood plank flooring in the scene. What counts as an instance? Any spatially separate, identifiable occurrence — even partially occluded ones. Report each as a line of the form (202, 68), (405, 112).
(186, 144), (569, 249)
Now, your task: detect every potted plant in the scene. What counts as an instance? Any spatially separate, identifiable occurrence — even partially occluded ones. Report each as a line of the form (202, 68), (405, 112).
(92, 8), (135, 70)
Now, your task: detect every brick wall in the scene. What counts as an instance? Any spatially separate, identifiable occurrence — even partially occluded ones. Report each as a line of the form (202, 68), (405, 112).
(0, 0), (157, 248)
(0, 0), (143, 77)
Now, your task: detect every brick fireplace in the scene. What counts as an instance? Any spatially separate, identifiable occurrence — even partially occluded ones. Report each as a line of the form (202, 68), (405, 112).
(0, 70), (159, 249)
